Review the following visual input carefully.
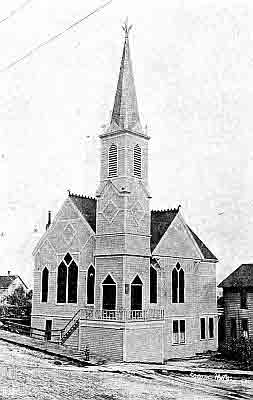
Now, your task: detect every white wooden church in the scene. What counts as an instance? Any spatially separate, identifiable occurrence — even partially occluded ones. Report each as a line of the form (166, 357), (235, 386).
(31, 24), (218, 363)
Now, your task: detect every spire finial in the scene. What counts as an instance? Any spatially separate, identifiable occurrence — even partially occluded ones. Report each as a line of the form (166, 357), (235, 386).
(122, 17), (132, 38)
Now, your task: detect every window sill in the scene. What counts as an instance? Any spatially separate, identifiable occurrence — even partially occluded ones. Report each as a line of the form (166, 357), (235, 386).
(172, 342), (186, 346)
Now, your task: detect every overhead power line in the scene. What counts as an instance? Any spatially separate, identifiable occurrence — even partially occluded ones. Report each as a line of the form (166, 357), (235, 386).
(0, 0), (33, 25)
(1, 0), (113, 73)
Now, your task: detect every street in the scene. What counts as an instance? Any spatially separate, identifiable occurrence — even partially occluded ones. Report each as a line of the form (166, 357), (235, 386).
(0, 341), (252, 400)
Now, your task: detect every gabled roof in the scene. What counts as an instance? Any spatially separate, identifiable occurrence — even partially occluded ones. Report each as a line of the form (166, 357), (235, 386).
(218, 264), (253, 288)
(150, 208), (179, 252)
(187, 225), (218, 261)
(0, 275), (28, 290)
(68, 192), (97, 232)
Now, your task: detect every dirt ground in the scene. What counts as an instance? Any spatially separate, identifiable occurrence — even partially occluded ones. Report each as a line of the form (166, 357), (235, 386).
(0, 341), (252, 400)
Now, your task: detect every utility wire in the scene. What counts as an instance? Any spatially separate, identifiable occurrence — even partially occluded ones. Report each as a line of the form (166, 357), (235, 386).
(1, 0), (113, 73)
(0, 0), (33, 25)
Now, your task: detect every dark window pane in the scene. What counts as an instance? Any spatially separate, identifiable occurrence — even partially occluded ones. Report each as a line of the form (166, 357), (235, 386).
(87, 265), (95, 304)
(231, 318), (237, 339)
(103, 285), (116, 310)
(173, 320), (179, 344)
(179, 269), (184, 303)
(172, 268), (178, 303)
(64, 253), (72, 265)
(68, 261), (78, 303)
(200, 318), (206, 339)
(41, 267), (49, 303)
(57, 262), (67, 303)
(241, 318), (248, 338)
(209, 317), (214, 338)
(134, 144), (141, 178)
(108, 144), (118, 177)
(240, 289), (247, 309)
(180, 320), (185, 343)
(102, 274), (116, 285)
(173, 320), (179, 333)
(150, 266), (157, 303)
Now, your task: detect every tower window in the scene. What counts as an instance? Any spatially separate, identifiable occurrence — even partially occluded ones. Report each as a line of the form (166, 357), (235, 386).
(108, 144), (118, 177)
(134, 144), (141, 177)
(41, 267), (49, 303)
(150, 266), (157, 303)
(172, 263), (184, 303)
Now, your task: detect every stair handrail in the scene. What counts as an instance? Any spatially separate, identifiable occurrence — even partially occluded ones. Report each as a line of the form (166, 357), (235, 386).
(61, 309), (81, 339)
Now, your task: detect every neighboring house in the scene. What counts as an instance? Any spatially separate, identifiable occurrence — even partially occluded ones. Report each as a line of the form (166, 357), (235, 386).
(31, 25), (218, 363)
(218, 264), (253, 342)
(0, 272), (28, 303)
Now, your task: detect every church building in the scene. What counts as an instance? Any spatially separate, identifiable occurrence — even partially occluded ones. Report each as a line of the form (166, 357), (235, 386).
(31, 24), (218, 363)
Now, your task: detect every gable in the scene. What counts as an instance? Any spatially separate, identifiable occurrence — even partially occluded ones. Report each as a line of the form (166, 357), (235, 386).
(152, 213), (202, 259)
(219, 264), (253, 288)
(151, 209), (179, 252)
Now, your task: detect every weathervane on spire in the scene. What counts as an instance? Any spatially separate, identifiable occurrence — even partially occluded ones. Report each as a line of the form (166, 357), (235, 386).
(122, 17), (133, 38)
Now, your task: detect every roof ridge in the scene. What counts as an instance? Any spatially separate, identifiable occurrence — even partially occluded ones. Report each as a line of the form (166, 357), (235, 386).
(68, 190), (96, 201)
(151, 205), (181, 213)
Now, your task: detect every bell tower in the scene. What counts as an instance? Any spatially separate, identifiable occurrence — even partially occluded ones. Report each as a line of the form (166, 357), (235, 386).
(95, 22), (151, 310)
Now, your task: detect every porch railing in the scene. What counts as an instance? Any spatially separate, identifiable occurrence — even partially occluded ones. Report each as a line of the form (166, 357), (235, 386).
(79, 308), (165, 321)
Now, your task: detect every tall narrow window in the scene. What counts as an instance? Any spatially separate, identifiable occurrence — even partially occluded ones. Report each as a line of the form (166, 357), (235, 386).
(102, 275), (116, 310)
(57, 262), (67, 303)
(240, 288), (247, 309)
(68, 260), (78, 303)
(131, 275), (143, 310)
(57, 253), (78, 304)
(173, 320), (185, 344)
(87, 265), (95, 305)
(108, 144), (118, 177)
(241, 318), (249, 338)
(231, 318), (237, 339)
(41, 267), (49, 303)
(209, 317), (214, 339)
(172, 263), (184, 303)
(200, 317), (206, 339)
(150, 266), (157, 303)
(134, 144), (141, 177)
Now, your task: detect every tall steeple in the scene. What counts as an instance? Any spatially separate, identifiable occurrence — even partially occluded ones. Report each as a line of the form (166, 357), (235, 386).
(108, 21), (143, 134)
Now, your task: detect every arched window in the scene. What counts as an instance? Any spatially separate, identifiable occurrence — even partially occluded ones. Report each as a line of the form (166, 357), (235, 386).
(150, 266), (157, 303)
(131, 275), (143, 310)
(41, 267), (49, 303)
(172, 263), (184, 303)
(57, 262), (67, 303)
(68, 260), (78, 303)
(108, 143), (118, 177)
(87, 265), (95, 305)
(57, 253), (78, 304)
(102, 274), (116, 310)
(134, 144), (141, 178)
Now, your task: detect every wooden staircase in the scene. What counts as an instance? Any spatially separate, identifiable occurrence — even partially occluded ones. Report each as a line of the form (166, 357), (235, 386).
(61, 310), (80, 345)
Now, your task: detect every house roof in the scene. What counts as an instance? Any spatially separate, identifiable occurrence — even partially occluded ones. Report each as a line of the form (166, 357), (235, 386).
(68, 192), (97, 232)
(187, 225), (218, 261)
(0, 275), (28, 290)
(150, 208), (179, 252)
(218, 264), (253, 288)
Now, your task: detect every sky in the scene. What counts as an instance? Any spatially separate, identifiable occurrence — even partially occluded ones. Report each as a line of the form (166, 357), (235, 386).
(1, 0), (253, 287)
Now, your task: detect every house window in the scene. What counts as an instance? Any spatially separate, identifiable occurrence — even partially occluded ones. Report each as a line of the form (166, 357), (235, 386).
(41, 267), (49, 303)
(172, 263), (184, 303)
(108, 144), (118, 177)
(133, 144), (141, 177)
(150, 266), (157, 303)
(87, 265), (95, 305)
(231, 318), (237, 339)
(102, 275), (116, 310)
(173, 320), (185, 344)
(240, 288), (247, 309)
(57, 253), (78, 304)
(241, 318), (249, 338)
(200, 317), (206, 339)
(209, 317), (214, 339)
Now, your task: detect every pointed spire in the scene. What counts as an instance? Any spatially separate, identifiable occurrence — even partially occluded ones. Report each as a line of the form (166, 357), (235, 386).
(108, 20), (143, 134)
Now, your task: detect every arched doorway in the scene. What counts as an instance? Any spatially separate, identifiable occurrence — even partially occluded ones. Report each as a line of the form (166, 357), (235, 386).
(102, 275), (116, 310)
(131, 275), (143, 310)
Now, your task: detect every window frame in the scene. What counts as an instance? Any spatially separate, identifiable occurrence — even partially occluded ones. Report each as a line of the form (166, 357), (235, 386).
(56, 253), (79, 304)
(133, 144), (142, 178)
(208, 317), (214, 339)
(41, 267), (49, 303)
(171, 263), (185, 304)
(87, 265), (95, 305)
(150, 265), (158, 304)
(200, 317), (206, 340)
(172, 319), (186, 345)
(108, 143), (118, 178)
(240, 288), (248, 309)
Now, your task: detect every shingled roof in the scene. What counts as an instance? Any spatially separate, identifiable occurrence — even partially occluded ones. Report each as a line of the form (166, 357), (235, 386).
(0, 275), (28, 290)
(69, 192), (97, 232)
(187, 225), (218, 261)
(151, 208), (179, 252)
(218, 264), (253, 288)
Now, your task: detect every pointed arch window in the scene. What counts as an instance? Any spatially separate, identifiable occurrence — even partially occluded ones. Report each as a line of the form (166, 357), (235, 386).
(102, 274), (116, 310)
(57, 253), (78, 304)
(87, 265), (95, 305)
(172, 263), (184, 303)
(134, 144), (141, 178)
(41, 267), (49, 303)
(150, 266), (157, 303)
(108, 143), (118, 177)
(131, 275), (143, 310)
